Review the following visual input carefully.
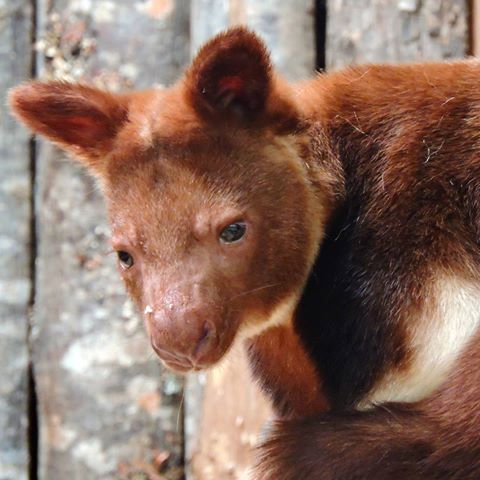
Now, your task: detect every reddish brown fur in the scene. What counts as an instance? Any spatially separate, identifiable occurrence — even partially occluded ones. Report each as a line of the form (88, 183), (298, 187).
(9, 81), (130, 167)
(9, 26), (480, 479)
(184, 28), (300, 131)
(248, 325), (329, 417)
(257, 330), (480, 480)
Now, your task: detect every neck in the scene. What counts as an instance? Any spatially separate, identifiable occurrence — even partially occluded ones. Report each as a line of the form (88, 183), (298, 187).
(246, 322), (329, 418)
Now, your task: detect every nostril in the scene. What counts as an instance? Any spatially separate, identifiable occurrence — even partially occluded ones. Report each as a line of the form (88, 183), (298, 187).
(199, 321), (211, 343)
(192, 321), (217, 361)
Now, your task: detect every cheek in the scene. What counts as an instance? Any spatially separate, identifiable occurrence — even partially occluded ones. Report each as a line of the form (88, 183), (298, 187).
(222, 247), (277, 317)
(238, 226), (312, 320)
(121, 271), (144, 307)
(216, 238), (257, 284)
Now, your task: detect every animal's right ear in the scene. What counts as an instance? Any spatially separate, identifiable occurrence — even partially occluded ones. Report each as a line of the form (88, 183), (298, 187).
(8, 81), (129, 171)
(185, 27), (298, 130)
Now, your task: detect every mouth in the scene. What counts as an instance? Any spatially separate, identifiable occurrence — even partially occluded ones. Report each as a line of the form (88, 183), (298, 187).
(150, 338), (212, 373)
(161, 357), (213, 373)
(162, 358), (195, 373)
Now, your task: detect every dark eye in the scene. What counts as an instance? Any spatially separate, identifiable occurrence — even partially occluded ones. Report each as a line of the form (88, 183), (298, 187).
(219, 222), (247, 244)
(117, 250), (134, 269)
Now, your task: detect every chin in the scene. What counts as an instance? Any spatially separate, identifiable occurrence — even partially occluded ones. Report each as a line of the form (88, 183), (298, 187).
(159, 349), (227, 373)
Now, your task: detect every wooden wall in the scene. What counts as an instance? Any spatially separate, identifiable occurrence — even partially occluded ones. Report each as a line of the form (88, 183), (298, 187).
(33, 4), (190, 479)
(0, 1), (471, 479)
(0, 2), (33, 479)
(473, 0), (480, 55)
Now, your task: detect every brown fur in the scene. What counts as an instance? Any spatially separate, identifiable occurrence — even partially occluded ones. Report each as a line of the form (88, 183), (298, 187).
(9, 26), (480, 479)
(257, 329), (480, 480)
(248, 325), (329, 418)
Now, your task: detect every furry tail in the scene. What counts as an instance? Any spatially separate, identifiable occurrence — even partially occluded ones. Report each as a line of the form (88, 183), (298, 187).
(254, 405), (437, 480)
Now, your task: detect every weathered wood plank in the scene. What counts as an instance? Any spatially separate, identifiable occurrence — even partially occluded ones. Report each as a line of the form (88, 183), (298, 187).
(33, 1), (190, 479)
(190, 0), (231, 56)
(0, 1), (33, 479)
(473, 0), (480, 56)
(185, 347), (272, 480)
(191, 0), (316, 80)
(326, 0), (469, 68)
(185, 2), (315, 478)
(242, 0), (316, 80)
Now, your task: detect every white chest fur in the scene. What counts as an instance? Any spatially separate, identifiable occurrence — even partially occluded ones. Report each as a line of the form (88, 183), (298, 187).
(360, 275), (480, 408)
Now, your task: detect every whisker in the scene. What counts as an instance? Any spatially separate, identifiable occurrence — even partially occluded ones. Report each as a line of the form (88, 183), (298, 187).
(229, 283), (280, 301)
(176, 388), (185, 433)
(147, 350), (156, 361)
(148, 335), (158, 361)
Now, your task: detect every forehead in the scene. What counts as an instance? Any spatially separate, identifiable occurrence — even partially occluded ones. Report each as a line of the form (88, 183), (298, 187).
(103, 88), (290, 237)
(109, 156), (241, 210)
(107, 131), (257, 198)
(105, 94), (275, 209)
(103, 140), (256, 243)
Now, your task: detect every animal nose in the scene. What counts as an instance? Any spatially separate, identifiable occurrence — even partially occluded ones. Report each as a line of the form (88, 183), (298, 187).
(147, 305), (220, 368)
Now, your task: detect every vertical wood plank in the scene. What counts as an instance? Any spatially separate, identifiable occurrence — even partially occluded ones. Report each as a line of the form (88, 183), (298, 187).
(472, 0), (480, 56)
(185, 2), (315, 479)
(243, 0), (316, 80)
(190, 0), (231, 55)
(185, 347), (272, 480)
(33, 1), (190, 479)
(0, 1), (33, 479)
(326, 0), (469, 68)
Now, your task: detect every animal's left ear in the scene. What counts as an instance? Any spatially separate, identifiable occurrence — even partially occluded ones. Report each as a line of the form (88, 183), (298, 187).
(185, 26), (298, 130)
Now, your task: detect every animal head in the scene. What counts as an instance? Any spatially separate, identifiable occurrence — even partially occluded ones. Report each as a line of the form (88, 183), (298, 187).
(10, 28), (331, 372)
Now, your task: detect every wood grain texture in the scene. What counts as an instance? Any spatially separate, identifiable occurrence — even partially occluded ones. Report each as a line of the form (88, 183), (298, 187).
(33, 1), (190, 479)
(191, 0), (315, 80)
(185, 346), (273, 480)
(326, 0), (469, 68)
(0, 1), (33, 479)
(473, 0), (480, 56)
(241, 0), (316, 80)
(190, 0), (231, 56)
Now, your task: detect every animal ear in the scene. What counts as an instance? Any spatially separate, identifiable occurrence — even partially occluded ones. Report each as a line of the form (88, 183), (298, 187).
(9, 81), (129, 170)
(186, 27), (282, 125)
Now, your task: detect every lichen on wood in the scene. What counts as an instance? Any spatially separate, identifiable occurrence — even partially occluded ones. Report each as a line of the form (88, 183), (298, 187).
(33, 1), (190, 479)
(0, 1), (33, 479)
(326, 0), (468, 68)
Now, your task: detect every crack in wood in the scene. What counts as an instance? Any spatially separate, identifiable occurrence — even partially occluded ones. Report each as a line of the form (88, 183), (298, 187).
(28, 1), (38, 479)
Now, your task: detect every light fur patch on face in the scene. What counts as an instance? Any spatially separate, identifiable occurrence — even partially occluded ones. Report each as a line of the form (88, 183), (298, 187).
(269, 136), (328, 266)
(238, 293), (299, 341)
(360, 274), (480, 409)
(138, 114), (154, 143)
(129, 88), (164, 144)
(235, 138), (326, 342)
